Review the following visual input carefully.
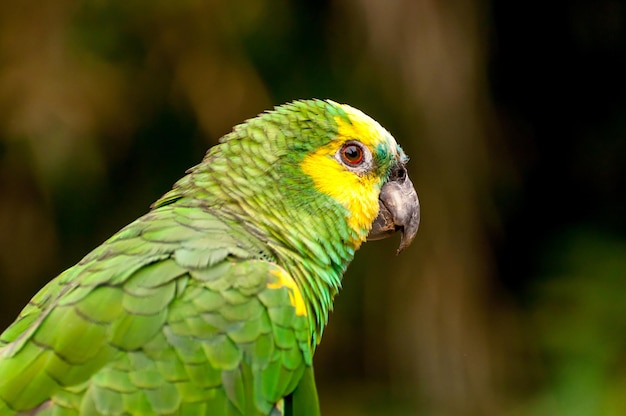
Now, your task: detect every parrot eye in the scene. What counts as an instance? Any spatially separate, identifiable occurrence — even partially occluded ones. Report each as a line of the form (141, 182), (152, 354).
(340, 142), (365, 166)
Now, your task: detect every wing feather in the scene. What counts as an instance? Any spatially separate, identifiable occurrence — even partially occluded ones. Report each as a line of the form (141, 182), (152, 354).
(0, 206), (314, 415)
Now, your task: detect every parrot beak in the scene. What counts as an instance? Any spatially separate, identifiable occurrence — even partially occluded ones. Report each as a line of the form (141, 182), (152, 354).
(367, 164), (420, 254)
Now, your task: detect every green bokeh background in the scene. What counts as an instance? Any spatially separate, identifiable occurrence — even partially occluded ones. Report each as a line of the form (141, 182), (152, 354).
(1, 1), (625, 414)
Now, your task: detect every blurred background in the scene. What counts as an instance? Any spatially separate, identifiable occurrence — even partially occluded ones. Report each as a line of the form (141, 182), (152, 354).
(1, 0), (625, 414)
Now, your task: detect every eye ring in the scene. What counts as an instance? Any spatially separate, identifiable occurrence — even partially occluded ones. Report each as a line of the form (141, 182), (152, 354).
(340, 142), (365, 166)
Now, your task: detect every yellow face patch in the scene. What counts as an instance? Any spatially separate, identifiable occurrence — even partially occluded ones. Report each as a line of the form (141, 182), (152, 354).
(267, 268), (307, 317)
(300, 103), (394, 244)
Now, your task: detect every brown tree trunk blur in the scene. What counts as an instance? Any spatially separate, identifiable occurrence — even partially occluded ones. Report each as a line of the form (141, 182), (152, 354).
(344, 0), (515, 414)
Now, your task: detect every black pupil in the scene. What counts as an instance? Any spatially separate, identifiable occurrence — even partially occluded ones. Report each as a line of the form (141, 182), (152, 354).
(344, 145), (361, 162)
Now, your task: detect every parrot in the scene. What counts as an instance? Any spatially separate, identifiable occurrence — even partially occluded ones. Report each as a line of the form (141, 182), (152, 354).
(0, 99), (420, 416)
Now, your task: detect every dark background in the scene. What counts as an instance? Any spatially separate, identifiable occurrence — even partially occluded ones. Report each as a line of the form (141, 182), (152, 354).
(1, 0), (625, 414)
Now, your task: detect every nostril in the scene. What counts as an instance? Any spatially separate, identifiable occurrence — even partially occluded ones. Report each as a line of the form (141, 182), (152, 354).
(395, 166), (406, 182)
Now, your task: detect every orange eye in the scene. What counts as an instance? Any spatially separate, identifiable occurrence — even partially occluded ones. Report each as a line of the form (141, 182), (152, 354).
(340, 143), (364, 166)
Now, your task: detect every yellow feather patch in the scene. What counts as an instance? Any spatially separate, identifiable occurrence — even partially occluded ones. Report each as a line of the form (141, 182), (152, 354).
(335, 104), (394, 151)
(267, 268), (307, 317)
(300, 103), (394, 244)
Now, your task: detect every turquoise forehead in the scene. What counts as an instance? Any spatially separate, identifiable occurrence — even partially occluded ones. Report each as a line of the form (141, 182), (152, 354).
(374, 130), (408, 166)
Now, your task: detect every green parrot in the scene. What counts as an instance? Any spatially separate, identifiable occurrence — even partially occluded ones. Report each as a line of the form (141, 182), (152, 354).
(0, 99), (419, 415)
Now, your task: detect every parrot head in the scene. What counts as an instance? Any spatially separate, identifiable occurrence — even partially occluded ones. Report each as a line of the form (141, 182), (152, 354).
(294, 101), (420, 253)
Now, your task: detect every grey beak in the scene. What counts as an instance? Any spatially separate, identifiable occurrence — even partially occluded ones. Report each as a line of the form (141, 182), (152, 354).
(367, 165), (420, 254)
